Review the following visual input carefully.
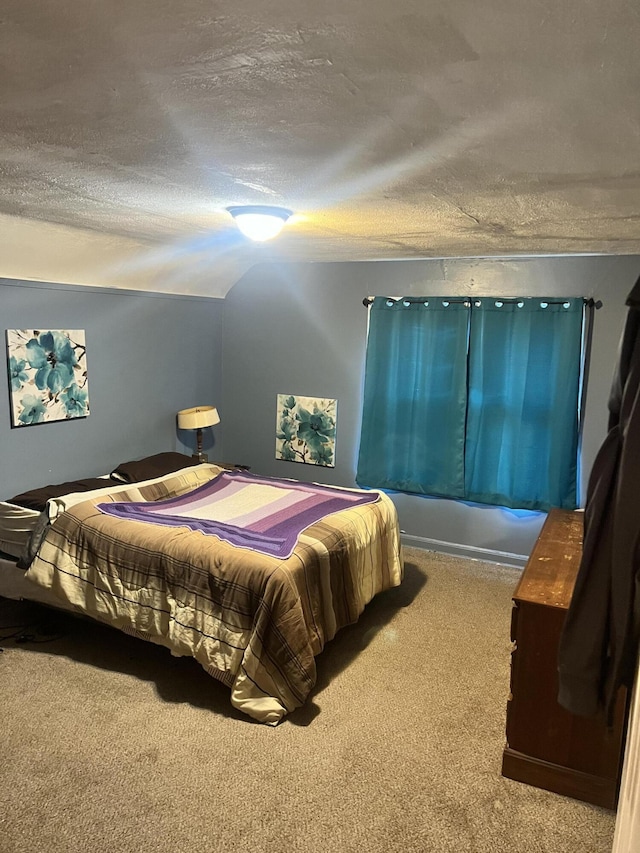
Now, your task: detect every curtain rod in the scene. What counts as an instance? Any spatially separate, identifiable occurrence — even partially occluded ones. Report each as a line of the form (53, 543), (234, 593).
(362, 296), (602, 308)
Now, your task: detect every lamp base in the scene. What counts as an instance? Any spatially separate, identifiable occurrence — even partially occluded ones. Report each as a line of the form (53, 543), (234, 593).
(192, 452), (208, 463)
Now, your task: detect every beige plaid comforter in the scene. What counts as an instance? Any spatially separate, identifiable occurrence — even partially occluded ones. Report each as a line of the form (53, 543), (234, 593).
(25, 466), (404, 724)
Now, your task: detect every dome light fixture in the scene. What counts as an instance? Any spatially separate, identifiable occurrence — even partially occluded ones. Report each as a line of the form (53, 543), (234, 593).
(227, 205), (293, 242)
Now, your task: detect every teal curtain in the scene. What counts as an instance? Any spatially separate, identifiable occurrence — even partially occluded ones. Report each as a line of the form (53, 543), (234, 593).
(356, 297), (470, 497)
(465, 298), (584, 510)
(357, 296), (585, 512)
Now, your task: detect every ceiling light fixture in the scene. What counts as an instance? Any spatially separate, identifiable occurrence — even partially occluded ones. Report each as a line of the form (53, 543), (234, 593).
(227, 205), (293, 242)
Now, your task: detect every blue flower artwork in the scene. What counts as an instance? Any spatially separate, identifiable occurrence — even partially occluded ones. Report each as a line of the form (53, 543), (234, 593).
(6, 329), (90, 427)
(276, 394), (337, 467)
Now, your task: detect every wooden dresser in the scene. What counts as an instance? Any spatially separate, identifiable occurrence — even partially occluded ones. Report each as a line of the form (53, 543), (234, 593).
(501, 508), (628, 810)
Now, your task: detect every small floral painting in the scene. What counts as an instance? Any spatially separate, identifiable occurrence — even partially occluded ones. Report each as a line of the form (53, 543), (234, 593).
(6, 329), (90, 427)
(276, 394), (337, 467)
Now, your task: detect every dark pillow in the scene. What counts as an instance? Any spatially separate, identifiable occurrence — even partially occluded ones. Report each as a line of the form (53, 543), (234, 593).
(8, 478), (111, 512)
(110, 452), (195, 484)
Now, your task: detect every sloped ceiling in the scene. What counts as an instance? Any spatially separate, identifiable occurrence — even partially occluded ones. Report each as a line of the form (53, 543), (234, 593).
(2, 1), (639, 298)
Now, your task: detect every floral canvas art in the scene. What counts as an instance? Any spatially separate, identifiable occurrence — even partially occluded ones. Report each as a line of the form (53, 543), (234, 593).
(7, 329), (90, 427)
(276, 394), (337, 467)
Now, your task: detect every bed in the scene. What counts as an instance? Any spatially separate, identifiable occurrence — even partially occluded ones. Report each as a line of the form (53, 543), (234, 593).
(0, 454), (404, 724)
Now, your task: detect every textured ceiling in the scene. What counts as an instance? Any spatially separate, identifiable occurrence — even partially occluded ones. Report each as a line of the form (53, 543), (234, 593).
(2, 1), (640, 297)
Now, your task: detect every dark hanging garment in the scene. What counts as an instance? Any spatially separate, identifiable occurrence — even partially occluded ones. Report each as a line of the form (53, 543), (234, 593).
(558, 277), (640, 722)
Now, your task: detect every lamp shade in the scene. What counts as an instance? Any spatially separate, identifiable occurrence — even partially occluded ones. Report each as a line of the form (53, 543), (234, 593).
(227, 205), (293, 241)
(177, 406), (220, 430)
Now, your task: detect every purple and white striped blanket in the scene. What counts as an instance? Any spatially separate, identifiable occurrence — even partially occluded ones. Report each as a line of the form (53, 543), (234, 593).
(97, 470), (379, 558)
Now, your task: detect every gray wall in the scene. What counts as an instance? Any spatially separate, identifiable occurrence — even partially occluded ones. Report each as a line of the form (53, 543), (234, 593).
(221, 254), (640, 564)
(1, 278), (225, 499)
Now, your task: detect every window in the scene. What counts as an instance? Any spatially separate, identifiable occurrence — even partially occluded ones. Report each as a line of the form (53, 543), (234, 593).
(356, 296), (586, 512)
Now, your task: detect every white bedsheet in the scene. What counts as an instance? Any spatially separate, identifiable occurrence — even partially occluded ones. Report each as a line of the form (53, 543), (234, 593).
(0, 502), (40, 558)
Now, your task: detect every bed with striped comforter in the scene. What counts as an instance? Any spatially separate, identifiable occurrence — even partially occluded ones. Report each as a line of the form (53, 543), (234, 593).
(24, 464), (403, 724)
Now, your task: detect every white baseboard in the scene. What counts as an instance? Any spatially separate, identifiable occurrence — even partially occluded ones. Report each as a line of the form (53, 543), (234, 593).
(400, 533), (528, 569)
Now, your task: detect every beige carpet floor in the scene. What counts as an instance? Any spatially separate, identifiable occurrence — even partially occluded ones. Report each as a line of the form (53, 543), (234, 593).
(0, 548), (616, 853)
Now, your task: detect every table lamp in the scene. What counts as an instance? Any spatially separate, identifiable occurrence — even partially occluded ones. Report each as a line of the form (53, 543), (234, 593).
(177, 405), (220, 463)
